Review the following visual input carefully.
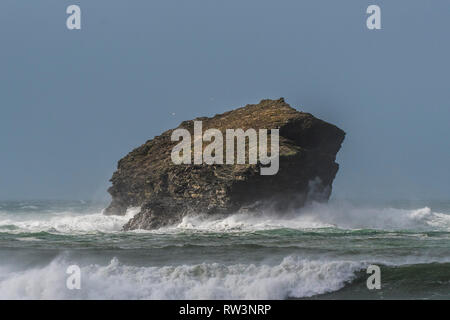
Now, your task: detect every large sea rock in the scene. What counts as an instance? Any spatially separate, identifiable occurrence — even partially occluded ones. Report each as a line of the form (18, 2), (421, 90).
(104, 98), (345, 230)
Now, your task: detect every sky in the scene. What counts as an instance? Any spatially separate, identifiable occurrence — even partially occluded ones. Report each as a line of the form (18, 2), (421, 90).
(0, 0), (449, 201)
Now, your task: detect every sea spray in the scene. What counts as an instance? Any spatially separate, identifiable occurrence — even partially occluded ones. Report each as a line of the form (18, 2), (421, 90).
(0, 255), (365, 299)
(0, 200), (449, 299)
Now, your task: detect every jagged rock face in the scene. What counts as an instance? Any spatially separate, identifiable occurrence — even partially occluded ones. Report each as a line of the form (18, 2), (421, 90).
(104, 98), (345, 230)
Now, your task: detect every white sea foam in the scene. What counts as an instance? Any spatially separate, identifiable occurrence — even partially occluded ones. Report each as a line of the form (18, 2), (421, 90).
(0, 202), (449, 234)
(0, 202), (449, 300)
(167, 203), (450, 233)
(0, 207), (140, 234)
(0, 256), (365, 299)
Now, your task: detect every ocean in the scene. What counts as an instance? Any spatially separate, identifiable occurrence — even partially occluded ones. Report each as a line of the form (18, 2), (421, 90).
(0, 200), (449, 299)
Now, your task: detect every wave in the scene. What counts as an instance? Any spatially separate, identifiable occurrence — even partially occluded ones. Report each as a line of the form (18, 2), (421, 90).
(0, 207), (140, 234)
(168, 203), (450, 233)
(1, 200), (449, 300)
(0, 201), (449, 235)
(1, 255), (449, 299)
(0, 255), (366, 299)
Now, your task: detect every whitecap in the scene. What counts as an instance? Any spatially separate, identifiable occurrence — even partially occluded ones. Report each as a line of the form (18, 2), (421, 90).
(0, 256), (366, 299)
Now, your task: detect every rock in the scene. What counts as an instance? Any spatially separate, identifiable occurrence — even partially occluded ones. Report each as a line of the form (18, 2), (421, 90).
(104, 98), (345, 230)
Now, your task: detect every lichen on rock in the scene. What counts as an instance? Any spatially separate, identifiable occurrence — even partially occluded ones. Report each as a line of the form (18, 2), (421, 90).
(104, 98), (345, 230)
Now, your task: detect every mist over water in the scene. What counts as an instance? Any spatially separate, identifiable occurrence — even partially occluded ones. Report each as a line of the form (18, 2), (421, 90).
(0, 200), (449, 299)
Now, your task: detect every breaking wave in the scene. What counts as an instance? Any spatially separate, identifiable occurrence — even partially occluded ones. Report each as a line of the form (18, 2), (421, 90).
(0, 207), (140, 234)
(0, 200), (449, 300)
(170, 203), (450, 233)
(0, 202), (449, 234)
(0, 255), (365, 299)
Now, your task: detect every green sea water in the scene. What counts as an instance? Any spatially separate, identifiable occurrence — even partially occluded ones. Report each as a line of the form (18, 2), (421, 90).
(0, 200), (449, 299)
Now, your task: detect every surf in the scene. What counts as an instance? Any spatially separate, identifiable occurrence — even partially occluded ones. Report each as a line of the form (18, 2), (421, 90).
(0, 255), (366, 299)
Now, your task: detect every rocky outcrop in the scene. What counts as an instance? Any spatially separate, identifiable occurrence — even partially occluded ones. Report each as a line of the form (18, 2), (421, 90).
(104, 98), (345, 230)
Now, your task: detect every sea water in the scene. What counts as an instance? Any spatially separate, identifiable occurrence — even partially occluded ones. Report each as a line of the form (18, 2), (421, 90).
(0, 199), (449, 299)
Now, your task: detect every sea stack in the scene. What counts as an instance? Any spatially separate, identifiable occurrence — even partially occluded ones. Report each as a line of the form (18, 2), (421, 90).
(104, 98), (345, 230)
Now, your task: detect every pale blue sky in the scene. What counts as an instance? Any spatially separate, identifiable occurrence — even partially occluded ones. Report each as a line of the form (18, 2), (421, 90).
(1, 0), (449, 201)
